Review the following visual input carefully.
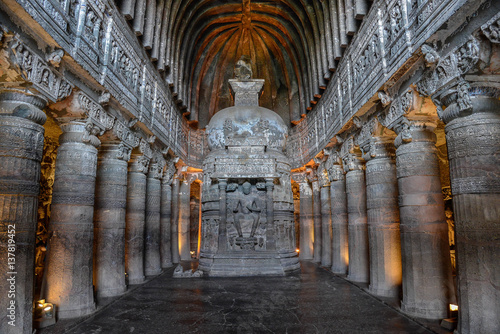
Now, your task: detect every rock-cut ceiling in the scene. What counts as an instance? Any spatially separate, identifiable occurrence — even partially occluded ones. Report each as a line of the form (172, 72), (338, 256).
(117, 0), (371, 128)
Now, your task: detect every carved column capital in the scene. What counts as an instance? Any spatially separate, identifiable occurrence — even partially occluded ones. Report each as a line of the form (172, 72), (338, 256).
(162, 156), (179, 185)
(129, 138), (153, 173)
(112, 120), (140, 161)
(291, 171), (308, 184)
(0, 89), (47, 125)
(340, 137), (364, 172)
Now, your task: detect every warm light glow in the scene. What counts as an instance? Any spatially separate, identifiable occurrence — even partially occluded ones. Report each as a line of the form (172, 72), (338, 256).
(296, 248), (300, 253)
(43, 306), (52, 312)
(450, 304), (459, 311)
(190, 251), (195, 255)
(36, 300), (45, 308)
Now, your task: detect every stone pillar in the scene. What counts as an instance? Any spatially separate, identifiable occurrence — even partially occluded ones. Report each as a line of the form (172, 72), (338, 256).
(328, 163), (349, 274)
(217, 179), (228, 253)
(93, 143), (128, 298)
(160, 175), (173, 268)
(171, 175), (180, 262)
(311, 178), (322, 263)
(178, 178), (191, 260)
(343, 147), (369, 283)
(144, 160), (163, 276)
(44, 121), (100, 318)
(294, 174), (313, 260)
(319, 167), (332, 268)
(395, 121), (454, 319)
(0, 91), (46, 334)
(265, 178), (276, 250)
(125, 147), (151, 284)
(437, 84), (500, 332)
(362, 137), (402, 298)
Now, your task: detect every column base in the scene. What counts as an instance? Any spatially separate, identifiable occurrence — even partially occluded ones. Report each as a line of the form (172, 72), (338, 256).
(128, 276), (145, 285)
(347, 274), (369, 284)
(368, 285), (400, 298)
(161, 262), (173, 268)
(97, 285), (127, 298)
(145, 269), (162, 276)
(401, 301), (448, 320)
(57, 303), (96, 319)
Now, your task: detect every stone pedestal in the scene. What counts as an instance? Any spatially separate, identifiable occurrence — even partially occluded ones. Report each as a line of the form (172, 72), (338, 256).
(439, 89), (500, 332)
(160, 179), (173, 268)
(396, 124), (454, 319)
(170, 176), (180, 263)
(329, 164), (349, 274)
(179, 179), (191, 261)
(298, 180), (314, 260)
(345, 161), (369, 283)
(312, 180), (322, 263)
(93, 143), (128, 298)
(320, 185), (332, 267)
(363, 138), (402, 298)
(125, 154), (149, 284)
(0, 91), (46, 334)
(45, 121), (98, 318)
(144, 166), (162, 276)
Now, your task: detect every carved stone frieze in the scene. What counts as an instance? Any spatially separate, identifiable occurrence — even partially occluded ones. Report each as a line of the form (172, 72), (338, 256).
(481, 12), (500, 44)
(9, 38), (73, 102)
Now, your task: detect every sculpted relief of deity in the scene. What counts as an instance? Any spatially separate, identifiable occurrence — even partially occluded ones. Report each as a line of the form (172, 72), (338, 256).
(227, 181), (267, 251)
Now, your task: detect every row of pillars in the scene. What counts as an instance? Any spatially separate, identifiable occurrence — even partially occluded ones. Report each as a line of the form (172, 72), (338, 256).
(295, 88), (500, 333)
(0, 91), (195, 333)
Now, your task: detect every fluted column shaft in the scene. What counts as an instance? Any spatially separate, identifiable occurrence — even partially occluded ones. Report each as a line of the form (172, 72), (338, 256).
(345, 165), (369, 283)
(329, 166), (349, 274)
(320, 185), (332, 267)
(125, 155), (148, 284)
(93, 143), (128, 298)
(312, 180), (322, 263)
(0, 91), (46, 334)
(298, 181), (314, 260)
(179, 179), (191, 260)
(160, 180), (173, 268)
(171, 176), (180, 262)
(45, 121), (98, 318)
(364, 139), (402, 298)
(439, 89), (500, 333)
(145, 168), (162, 276)
(396, 125), (454, 319)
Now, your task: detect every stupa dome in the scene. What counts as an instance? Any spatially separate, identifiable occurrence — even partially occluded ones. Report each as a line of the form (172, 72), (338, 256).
(206, 104), (288, 151)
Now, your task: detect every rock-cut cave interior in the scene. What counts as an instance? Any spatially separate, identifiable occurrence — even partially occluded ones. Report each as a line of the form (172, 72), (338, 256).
(0, 0), (499, 333)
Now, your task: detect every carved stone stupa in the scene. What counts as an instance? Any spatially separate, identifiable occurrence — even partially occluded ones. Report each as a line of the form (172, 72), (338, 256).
(199, 57), (300, 276)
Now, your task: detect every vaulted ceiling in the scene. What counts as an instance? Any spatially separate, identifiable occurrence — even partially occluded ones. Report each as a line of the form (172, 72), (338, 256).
(117, 0), (371, 128)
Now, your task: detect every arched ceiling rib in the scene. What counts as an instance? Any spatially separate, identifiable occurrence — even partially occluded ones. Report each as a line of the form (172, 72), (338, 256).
(117, 0), (372, 128)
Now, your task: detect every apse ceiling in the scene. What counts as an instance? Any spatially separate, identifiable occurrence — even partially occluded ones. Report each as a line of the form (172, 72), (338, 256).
(117, 0), (371, 128)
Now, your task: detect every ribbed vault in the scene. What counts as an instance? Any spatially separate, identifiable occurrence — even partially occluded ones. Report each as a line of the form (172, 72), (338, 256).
(118, 0), (371, 128)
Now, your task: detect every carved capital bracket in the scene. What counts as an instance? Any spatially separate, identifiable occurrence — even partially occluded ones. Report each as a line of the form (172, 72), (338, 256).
(340, 137), (364, 172)
(416, 38), (480, 98)
(75, 92), (115, 145)
(149, 150), (166, 179)
(7, 38), (73, 102)
(317, 163), (330, 188)
(378, 90), (415, 133)
(112, 120), (140, 161)
(291, 172), (308, 184)
(162, 155), (179, 185)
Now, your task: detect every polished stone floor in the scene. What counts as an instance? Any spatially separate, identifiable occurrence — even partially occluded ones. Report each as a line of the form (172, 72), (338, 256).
(41, 262), (442, 334)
